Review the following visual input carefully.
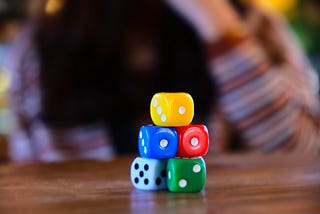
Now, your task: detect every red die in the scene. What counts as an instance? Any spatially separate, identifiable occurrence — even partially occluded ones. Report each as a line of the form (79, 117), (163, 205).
(176, 124), (209, 158)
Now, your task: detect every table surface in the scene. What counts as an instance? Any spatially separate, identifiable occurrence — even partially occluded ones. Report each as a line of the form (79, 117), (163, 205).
(0, 154), (319, 214)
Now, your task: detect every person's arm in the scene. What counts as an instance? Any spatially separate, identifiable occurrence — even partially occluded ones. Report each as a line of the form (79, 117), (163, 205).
(245, 5), (319, 109)
(166, 0), (320, 152)
(6, 24), (116, 161)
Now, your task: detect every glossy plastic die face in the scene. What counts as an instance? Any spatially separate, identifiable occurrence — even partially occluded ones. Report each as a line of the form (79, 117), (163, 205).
(167, 157), (206, 193)
(130, 157), (167, 190)
(150, 93), (194, 127)
(176, 125), (209, 158)
(138, 125), (178, 159)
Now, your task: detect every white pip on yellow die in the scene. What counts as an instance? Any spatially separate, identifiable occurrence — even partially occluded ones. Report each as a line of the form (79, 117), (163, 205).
(150, 92), (194, 127)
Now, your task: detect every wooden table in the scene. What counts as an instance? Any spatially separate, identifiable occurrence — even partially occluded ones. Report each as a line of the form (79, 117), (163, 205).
(0, 154), (319, 213)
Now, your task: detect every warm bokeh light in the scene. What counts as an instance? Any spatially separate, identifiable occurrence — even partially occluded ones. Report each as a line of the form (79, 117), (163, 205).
(45, 0), (64, 15)
(0, 68), (10, 95)
(252, 0), (298, 14)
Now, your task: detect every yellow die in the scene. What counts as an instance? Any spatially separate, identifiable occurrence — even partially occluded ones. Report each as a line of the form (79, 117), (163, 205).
(150, 92), (194, 126)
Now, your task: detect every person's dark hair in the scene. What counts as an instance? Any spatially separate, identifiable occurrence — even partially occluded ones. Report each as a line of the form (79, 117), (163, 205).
(229, 0), (250, 17)
(35, 0), (215, 153)
(0, 0), (28, 25)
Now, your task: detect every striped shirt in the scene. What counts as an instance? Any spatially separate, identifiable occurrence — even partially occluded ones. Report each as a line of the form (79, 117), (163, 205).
(207, 26), (320, 153)
(5, 24), (115, 162)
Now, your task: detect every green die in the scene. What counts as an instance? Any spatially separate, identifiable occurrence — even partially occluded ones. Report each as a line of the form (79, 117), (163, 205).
(167, 157), (206, 192)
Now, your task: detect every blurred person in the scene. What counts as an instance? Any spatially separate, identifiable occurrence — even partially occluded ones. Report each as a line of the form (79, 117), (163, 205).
(5, 0), (214, 162)
(167, 0), (320, 153)
(207, 0), (320, 152)
(0, 0), (27, 104)
(0, 0), (29, 158)
(2, 0), (50, 161)
(4, 0), (320, 162)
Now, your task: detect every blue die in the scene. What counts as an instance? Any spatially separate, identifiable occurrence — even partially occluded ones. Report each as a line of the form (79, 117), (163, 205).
(138, 125), (178, 159)
(130, 157), (167, 190)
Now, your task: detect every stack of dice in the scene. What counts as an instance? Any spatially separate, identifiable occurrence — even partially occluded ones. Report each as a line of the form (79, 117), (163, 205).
(130, 92), (209, 192)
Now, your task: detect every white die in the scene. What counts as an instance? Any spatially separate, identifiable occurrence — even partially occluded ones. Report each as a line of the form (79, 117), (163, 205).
(130, 157), (167, 190)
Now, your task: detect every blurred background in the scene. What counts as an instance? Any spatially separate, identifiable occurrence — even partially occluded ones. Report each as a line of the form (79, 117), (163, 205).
(1, 0), (320, 161)
(0, 0), (26, 160)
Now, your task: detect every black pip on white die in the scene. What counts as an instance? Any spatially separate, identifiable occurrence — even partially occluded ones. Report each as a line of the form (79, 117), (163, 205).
(130, 157), (167, 190)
